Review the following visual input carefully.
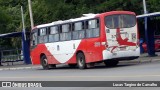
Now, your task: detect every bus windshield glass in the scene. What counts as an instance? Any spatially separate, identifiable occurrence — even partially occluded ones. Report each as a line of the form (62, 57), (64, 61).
(105, 14), (136, 29)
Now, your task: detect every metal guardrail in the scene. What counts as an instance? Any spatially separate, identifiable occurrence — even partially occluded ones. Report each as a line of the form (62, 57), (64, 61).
(0, 49), (23, 65)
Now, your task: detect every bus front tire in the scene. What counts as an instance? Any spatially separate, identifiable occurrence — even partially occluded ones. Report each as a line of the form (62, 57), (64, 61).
(41, 55), (56, 70)
(104, 60), (119, 67)
(76, 53), (86, 69)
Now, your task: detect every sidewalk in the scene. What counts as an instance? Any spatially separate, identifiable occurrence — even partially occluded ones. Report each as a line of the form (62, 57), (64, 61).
(0, 61), (42, 71)
(0, 52), (160, 70)
(0, 65), (42, 71)
(122, 52), (160, 64)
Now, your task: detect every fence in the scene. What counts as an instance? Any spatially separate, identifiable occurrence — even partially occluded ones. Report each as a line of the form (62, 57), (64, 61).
(0, 49), (23, 65)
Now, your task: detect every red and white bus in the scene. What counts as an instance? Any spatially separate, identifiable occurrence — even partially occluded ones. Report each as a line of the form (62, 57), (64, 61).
(30, 11), (140, 69)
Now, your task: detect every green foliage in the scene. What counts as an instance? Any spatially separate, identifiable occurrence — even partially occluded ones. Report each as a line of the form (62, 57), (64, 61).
(0, 0), (28, 48)
(0, 0), (160, 49)
(147, 0), (160, 12)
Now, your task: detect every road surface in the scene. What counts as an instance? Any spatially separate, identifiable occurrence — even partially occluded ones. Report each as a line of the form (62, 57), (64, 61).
(0, 56), (160, 90)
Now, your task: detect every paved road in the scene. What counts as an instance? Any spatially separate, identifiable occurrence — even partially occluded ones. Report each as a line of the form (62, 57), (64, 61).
(0, 53), (160, 90)
(0, 60), (160, 90)
(0, 60), (160, 81)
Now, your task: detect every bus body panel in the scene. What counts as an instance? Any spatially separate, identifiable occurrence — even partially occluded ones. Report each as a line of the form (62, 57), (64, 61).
(45, 40), (81, 63)
(84, 37), (103, 63)
(31, 38), (104, 65)
(31, 44), (60, 65)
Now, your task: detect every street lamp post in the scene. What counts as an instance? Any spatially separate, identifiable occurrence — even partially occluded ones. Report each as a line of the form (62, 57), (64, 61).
(143, 0), (147, 14)
(21, 6), (26, 41)
(28, 0), (34, 29)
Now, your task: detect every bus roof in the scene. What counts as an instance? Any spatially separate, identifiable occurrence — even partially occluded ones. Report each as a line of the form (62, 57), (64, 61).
(33, 11), (135, 30)
(101, 11), (136, 16)
(34, 14), (97, 29)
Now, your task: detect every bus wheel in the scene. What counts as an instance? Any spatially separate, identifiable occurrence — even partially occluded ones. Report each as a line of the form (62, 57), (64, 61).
(76, 53), (86, 69)
(68, 64), (77, 68)
(104, 60), (119, 67)
(41, 55), (50, 70)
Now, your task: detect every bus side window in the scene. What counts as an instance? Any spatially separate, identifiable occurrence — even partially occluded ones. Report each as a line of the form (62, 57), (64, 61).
(39, 28), (47, 36)
(94, 19), (100, 37)
(60, 25), (63, 41)
(38, 28), (48, 43)
(49, 26), (59, 42)
(60, 24), (71, 41)
(72, 22), (85, 39)
(31, 31), (38, 46)
(72, 23), (78, 40)
(86, 19), (100, 38)
(79, 22), (85, 39)
(66, 24), (71, 40)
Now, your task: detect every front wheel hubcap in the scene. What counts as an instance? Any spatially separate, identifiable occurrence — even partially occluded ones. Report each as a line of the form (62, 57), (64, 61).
(43, 58), (47, 66)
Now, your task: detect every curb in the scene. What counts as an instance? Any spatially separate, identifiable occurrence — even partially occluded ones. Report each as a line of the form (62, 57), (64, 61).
(0, 66), (42, 71)
(120, 58), (160, 64)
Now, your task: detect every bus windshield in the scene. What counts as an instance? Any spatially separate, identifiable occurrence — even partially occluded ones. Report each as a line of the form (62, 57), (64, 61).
(105, 14), (136, 29)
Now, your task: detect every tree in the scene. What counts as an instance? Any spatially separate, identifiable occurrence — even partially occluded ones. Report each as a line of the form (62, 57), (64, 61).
(0, 0), (28, 48)
(0, 0), (160, 48)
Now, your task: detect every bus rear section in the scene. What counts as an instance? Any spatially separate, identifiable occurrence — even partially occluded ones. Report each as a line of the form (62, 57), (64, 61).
(102, 12), (140, 65)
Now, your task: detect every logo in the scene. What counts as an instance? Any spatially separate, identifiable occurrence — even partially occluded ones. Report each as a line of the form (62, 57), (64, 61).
(2, 82), (12, 87)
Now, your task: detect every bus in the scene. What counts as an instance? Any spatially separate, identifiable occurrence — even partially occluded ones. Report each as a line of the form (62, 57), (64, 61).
(30, 11), (140, 69)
